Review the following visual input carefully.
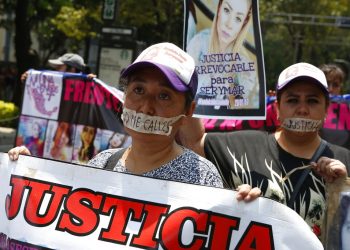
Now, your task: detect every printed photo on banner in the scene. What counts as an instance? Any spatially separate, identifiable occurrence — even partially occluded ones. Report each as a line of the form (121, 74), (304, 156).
(72, 125), (101, 164)
(185, 0), (265, 119)
(21, 69), (63, 120)
(43, 120), (76, 162)
(16, 70), (130, 164)
(16, 115), (47, 157)
(100, 130), (130, 150)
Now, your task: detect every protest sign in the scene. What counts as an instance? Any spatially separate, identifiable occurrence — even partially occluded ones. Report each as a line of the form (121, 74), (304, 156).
(0, 153), (322, 249)
(15, 70), (130, 164)
(185, 0), (265, 119)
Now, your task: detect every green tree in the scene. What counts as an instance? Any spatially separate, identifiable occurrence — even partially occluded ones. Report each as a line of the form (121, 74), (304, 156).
(118, 0), (184, 46)
(6, 0), (101, 106)
(259, 0), (350, 89)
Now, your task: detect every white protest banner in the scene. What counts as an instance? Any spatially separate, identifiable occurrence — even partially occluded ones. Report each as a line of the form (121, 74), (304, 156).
(0, 153), (322, 249)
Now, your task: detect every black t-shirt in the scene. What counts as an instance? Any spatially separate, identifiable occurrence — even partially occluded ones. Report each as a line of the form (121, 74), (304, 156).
(204, 130), (350, 238)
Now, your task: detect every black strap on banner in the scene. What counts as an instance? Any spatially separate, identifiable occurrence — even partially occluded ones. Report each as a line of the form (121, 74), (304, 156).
(105, 148), (127, 170)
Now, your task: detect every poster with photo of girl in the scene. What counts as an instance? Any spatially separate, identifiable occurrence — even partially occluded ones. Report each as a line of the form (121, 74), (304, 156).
(72, 125), (102, 164)
(16, 115), (47, 157)
(43, 120), (76, 162)
(185, 0), (265, 119)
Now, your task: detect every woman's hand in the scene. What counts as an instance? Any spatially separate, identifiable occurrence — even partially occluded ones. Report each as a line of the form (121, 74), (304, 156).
(8, 146), (31, 161)
(235, 184), (262, 202)
(312, 156), (348, 182)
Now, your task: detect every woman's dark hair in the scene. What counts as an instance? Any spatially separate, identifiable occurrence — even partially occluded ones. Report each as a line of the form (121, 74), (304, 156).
(65, 64), (79, 73)
(276, 78), (330, 107)
(78, 126), (97, 161)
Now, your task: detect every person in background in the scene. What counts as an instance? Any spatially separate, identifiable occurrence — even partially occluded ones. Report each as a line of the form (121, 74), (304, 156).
(87, 42), (223, 188)
(319, 63), (345, 96)
(178, 62), (349, 242)
(20, 53), (96, 82)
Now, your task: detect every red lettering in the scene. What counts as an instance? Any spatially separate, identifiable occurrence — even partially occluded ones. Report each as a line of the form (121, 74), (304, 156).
(266, 103), (279, 127)
(248, 120), (264, 129)
(6, 176), (71, 227)
(209, 213), (240, 249)
(323, 103), (338, 129)
(236, 222), (274, 250)
(203, 119), (217, 131)
(63, 79), (75, 101)
(112, 95), (122, 113)
(104, 91), (112, 109)
(5, 176), (278, 249)
(5, 176), (30, 219)
(83, 81), (95, 104)
(24, 182), (70, 226)
(160, 208), (208, 250)
(99, 197), (145, 244)
(219, 119), (243, 131)
(338, 103), (350, 130)
(94, 85), (105, 106)
(73, 80), (85, 102)
(131, 204), (170, 249)
(57, 189), (103, 235)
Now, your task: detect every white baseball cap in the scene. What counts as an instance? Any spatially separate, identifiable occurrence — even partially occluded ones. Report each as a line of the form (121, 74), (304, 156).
(277, 62), (328, 94)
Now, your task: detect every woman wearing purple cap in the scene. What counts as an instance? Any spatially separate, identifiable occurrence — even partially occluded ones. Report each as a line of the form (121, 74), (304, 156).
(178, 62), (350, 243)
(86, 42), (223, 188)
(9, 43), (223, 189)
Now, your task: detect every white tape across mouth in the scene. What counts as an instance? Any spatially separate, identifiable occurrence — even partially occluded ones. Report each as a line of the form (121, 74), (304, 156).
(121, 107), (185, 136)
(281, 118), (322, 132)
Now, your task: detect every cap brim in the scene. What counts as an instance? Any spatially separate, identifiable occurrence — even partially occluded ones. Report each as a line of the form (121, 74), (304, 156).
(277, 76), (328, 94)
(48, 59), (64, 66)
(121, 61), (190, 93)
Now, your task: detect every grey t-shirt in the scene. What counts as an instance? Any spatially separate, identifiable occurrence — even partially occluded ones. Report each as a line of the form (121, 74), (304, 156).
(88, 148), (223, 188)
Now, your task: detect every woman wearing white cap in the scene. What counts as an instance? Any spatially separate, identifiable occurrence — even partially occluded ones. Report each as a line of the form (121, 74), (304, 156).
(178, 62), (350, 241)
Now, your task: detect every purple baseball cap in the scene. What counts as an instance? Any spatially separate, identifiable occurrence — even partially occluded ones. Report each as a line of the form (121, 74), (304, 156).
(121, 42), (198, 96)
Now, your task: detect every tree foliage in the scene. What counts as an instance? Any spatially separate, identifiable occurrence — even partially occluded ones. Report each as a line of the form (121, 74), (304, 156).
(2, 0), (350, 104)
(259, 0), (350, 89)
